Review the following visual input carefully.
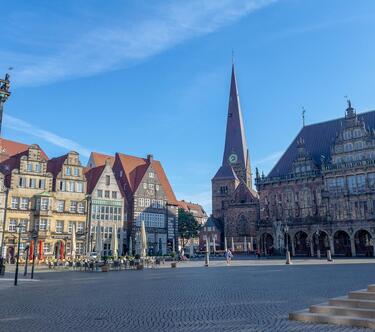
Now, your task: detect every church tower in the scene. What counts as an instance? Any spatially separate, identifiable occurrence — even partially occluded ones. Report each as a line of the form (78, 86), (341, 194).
(212, 64), (253, 220)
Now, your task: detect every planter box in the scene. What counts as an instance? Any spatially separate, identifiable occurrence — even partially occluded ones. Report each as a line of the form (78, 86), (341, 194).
(101, 265), (109, 272)
(171, 262), (177, 268)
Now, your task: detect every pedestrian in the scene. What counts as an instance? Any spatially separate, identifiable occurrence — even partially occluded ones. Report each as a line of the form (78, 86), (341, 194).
(225, 249), (233, 265)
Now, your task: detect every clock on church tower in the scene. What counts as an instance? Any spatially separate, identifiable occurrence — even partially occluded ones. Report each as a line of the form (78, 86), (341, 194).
(228, 153), (238, 164)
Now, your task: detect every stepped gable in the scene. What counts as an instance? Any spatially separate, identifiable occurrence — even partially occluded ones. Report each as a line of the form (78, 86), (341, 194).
(268, 110), (375, 177)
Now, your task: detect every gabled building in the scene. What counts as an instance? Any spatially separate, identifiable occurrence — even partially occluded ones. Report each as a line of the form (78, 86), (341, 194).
(85, 159), (125, 257)
(211, 64), (258, 251)
(0, 144), (51, 261)
(113, 153), (179, 255)
(47, 151), (87, 258)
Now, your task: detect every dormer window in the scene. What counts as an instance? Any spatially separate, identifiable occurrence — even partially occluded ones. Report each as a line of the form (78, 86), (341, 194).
(66, 167), (71, 176)
(27, 163), (32, 172)
(73, 167), (79, 176)
(35, 164), (41, 173)
(149, 172), (154, 178)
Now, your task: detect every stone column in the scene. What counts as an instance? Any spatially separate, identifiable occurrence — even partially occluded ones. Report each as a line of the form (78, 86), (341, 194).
(310, 237), (314, 257)
(291, 236), (295, 256)
(351, 237), (356, 257)
(329, 237), (335, 256)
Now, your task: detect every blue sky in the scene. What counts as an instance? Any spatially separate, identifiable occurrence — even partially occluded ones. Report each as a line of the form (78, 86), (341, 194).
(1, 0), (375, 213)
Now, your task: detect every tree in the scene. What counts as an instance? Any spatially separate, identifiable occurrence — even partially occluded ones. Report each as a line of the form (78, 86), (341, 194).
(178, 208), (199, 249)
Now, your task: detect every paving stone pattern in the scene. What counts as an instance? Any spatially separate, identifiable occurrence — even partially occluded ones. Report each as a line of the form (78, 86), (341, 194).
(1, 263), (375, 331)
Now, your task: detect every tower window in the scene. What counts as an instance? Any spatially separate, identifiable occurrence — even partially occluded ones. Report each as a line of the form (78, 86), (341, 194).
(220, 186), (228, 194)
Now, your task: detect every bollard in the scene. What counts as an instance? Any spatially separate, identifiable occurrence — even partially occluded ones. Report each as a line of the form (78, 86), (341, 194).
(317, 249), (321, 259)
(286, 250), (292, 265)
(327, 249), (333, 262)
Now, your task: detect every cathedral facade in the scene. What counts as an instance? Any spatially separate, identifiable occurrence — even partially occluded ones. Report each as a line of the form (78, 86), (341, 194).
(212, 66), (375, 257)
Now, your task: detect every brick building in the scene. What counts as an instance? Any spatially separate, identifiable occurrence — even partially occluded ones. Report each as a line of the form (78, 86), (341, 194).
(256, 102), (375, 257)
(212, 66), (375, 257)
(211, 64), (258, 252)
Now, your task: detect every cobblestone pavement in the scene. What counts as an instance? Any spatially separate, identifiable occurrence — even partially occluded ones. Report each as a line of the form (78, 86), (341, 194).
(1, 262), (375, 331)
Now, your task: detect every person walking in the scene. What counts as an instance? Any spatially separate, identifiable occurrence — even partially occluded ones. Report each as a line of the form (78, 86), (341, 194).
(225, 249), (233, 265)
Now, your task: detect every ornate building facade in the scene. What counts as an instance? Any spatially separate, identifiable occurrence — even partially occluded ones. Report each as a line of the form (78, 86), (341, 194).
(112, 153), (179, 255)
(256, 102), (375, 257)
(0, 144), (52, 261)
(212, 66), (375, 257)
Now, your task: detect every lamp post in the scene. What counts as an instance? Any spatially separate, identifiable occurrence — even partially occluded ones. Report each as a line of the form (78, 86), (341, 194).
(0, 188), (9, 258)
(30, 227), (38, 279)
(23, 245), (29, 276)
(85, 195), (92, 254)
(204, 237), (209, 267)
(284, 224), (291, 264)
(14, 223), (22, 286)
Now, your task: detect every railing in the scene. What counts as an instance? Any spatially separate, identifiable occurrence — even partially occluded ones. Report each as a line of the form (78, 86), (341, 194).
(255, 170), (322, 185)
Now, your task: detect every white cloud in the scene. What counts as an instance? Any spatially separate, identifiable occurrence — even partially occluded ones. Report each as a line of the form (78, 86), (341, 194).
(4, 114), (91, 157)
(254, 150), (283, 166)
(3, 0), (276, 86)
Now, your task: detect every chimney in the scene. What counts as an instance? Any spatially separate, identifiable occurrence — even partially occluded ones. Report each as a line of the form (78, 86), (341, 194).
(147, 154), (153, 162)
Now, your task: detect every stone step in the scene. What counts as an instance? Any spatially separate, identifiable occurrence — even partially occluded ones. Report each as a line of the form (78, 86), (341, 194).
(367, 285), (375, 292)
(310, 304), (375, 319)
(349, 291), (375, 301)
(289, 310), (375, 329)
(330, 296), (375, 310)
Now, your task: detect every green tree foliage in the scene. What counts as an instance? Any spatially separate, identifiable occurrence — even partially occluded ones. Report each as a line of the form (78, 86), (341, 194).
(178, 208), (199, 248)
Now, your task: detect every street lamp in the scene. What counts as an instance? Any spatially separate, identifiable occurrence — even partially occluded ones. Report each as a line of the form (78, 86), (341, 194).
(30, 227), (38, 279)
(0, 188), (9, 258)
(284, 224), (292, 265)
(23, 245), (29, 276)
(204, 236), (209, 267)
(14, 223), (22, 286)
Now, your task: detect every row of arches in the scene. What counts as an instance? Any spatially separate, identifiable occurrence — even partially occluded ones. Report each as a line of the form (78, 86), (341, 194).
(259, 229), (374, 257)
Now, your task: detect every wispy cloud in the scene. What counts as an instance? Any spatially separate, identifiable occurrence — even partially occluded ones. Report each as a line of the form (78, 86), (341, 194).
(4, 115), (91, 157)
(2, 0), (276, 86)
(254, 150), (283, 166)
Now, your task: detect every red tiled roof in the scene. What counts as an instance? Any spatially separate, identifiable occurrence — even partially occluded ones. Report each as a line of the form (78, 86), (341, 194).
(84, 165), (105, 194)
(89, 152), (115, 167)
(0, 138), (48, 162)
(116, 153), (178, 205)
(177, 200), (189, 211)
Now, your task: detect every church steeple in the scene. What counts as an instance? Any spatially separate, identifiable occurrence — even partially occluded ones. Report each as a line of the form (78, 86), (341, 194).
(221, 64), (252, 187)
